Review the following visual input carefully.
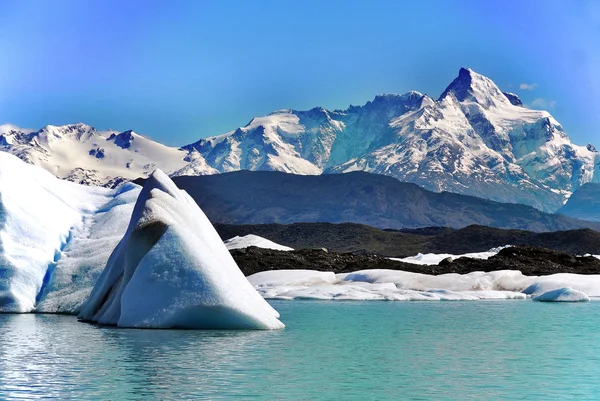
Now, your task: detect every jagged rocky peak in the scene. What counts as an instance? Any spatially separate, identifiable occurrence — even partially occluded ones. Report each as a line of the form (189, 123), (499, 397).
(359, 91), (425, 118)
(297, 106), (331, 121)
(38, 123), (97, 143)
(503, 92), (523, 106)
(370, 91), (424, 107)
(439, 67), (511, 109)
(0, 128), (35, 146)
(107, 130), (136, 149)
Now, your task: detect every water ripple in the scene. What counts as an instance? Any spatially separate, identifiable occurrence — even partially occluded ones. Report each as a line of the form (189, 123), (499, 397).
(0, 301), (600, 399)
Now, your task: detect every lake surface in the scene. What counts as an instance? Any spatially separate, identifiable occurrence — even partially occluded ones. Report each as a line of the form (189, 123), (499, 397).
(1, 300), (599, 400)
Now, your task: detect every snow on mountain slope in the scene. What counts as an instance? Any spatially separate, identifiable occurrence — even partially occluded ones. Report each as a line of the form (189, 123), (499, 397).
(186, 68), (600, 212)
(78, 170), (284, 329)
(327, 69), (599, 211)
(4, 68), (598, 211)
(0, 124), (215, 186)
(184, 109), (340, 174)
(0, 152), (138, 312)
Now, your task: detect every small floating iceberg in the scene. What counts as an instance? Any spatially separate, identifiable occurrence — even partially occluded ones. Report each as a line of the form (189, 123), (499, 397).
(78, 170), (284, 329)
(532, 287), (590, 302)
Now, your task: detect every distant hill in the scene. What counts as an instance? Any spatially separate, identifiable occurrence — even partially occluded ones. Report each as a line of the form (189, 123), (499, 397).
(215, 222), (600, 257)
(135, 170), (600, 232)
(558, 183), (600, 222)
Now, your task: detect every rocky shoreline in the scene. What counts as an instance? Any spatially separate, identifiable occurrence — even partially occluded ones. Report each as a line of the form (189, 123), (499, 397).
(231, 245), (600, 277)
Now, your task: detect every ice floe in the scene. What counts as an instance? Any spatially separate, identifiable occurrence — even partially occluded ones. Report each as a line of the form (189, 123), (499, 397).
(533, 287), (590, 302)
(248, 269), (600, 301)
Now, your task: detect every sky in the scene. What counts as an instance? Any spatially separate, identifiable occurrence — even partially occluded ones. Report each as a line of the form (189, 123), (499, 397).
(0, 0), (599, 146)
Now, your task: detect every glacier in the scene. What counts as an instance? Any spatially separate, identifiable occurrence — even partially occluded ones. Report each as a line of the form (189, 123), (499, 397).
(77, 170), (284, 329)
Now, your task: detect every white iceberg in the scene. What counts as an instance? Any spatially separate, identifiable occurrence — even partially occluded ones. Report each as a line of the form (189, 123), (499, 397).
(247, 269), (529, 301)
(78, 170), (284, 329)
(533, 287), (590, 302)
(224, 234), (293, 251)
(36, 183), (141, 313)
(0, 152), (134, 312)
(247, 268), (600, 301)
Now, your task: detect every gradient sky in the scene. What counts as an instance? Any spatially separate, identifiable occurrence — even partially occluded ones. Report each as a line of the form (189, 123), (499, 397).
(1, 0), (599, 146)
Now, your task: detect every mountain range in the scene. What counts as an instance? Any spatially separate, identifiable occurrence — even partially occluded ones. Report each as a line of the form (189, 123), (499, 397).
(2, 67), (599, 212)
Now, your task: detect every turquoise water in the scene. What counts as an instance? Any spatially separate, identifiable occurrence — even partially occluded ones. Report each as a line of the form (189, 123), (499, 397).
(1, 300), (600, 400)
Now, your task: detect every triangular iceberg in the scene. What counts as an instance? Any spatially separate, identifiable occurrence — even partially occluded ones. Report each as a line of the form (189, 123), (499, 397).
(78, 170), (284, 329)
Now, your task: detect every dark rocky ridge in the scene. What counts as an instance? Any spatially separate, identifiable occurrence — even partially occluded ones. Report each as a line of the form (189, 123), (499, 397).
(232, 246), (600, 277)
(558, 183), (600, 222)
(216, 222), (600, 257)
(135, 171), (600, 232)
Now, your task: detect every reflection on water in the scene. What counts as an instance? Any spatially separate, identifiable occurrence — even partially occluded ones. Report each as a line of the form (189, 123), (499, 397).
(1, 301), (600, 399)
(0, 314), (284, 399)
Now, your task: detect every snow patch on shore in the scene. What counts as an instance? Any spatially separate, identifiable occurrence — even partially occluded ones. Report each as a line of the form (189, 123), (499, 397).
(392, 246), (511, 265)
(225, 234), (293, 251)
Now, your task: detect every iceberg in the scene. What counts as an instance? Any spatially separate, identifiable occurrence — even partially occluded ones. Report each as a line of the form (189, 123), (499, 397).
(36, 183), (141, 313)
(78, 170), (284, 329)
(533, 287), (590, 302)
(248, 268), (600, 301)
(0, 152), (132, 312)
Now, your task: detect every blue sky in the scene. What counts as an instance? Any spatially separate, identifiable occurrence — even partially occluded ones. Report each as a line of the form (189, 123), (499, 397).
(1, 0), (599, 146)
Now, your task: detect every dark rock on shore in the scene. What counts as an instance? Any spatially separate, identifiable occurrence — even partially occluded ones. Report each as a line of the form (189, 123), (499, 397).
(217, 222), (600, 257)
(232, 245), (600, 277)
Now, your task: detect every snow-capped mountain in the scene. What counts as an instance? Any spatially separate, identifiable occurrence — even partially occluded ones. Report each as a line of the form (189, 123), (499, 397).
(185, 68), (600, 212)
(3, 68), (598, 211)
(0, 123), (215, 187)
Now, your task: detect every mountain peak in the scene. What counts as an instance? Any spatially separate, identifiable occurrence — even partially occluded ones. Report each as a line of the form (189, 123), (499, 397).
(502, 92), (523, 106)
(439, 67), (511, 109)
